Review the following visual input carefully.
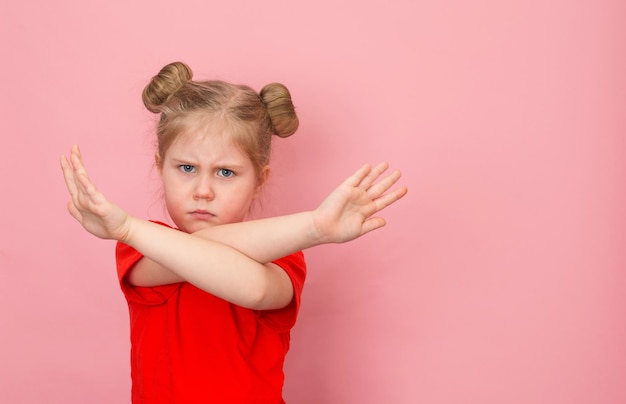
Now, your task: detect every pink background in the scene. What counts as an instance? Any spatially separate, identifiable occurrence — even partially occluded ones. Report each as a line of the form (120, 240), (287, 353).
(1, 1), (625, 403)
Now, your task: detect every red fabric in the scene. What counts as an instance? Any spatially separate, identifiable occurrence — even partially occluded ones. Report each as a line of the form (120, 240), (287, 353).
(115, 223), (306, 404)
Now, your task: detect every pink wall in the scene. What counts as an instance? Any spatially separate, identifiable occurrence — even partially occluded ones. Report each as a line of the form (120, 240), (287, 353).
(1, 1), (624, 403)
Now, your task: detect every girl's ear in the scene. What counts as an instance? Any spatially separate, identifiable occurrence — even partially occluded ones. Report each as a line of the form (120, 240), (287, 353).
(254, 165), (271, 197)
(155, 153), (163, 176)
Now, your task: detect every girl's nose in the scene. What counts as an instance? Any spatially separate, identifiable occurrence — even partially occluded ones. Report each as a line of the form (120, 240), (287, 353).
(194, 176), (215, 200)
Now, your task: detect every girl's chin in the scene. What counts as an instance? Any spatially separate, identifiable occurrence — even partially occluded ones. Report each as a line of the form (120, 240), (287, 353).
(182, 222), (216, 233)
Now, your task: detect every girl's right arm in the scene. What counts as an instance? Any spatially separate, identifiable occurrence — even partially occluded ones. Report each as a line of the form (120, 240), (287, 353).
(61, 146), (407, 308)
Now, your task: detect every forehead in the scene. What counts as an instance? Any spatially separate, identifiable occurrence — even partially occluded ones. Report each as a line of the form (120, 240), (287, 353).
(168, 130), (248, 163)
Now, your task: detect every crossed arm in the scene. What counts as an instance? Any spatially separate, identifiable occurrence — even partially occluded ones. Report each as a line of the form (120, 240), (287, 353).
(60, 145), (407, 310)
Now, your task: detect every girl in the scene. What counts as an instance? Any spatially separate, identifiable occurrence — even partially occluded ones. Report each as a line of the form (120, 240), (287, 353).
(60, 61), (407, 403)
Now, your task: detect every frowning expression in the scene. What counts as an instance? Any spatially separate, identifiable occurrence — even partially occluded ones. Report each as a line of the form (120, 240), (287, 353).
(158, 132), (266, 234)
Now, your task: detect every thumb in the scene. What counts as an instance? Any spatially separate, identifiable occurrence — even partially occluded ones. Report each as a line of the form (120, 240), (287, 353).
(361, 217), (387, 236)
(67, 201), (83, 223)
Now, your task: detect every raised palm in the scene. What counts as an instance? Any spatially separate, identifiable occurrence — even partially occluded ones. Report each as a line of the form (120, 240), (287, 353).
(60, 146), (132, 242)
(312, 162), (407, 244)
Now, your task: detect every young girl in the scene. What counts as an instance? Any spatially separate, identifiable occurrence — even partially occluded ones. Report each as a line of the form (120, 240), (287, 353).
(60, 61), (407, 403)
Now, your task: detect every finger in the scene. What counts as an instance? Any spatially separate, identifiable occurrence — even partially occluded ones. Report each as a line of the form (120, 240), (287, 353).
(373, 186), (408, 213)
(76, 172), (99, 204)
(70, 147), (98, 199)
(361, 217), (387, 235)
(74, 145), (86, 169)
(66, 200), (83, 223)
(76, 171), (109, 209)
(367, 169), (402, 199)
(70, 145), (88, 178)
(343, 164), (372, 188)
(359, 162), (389, 190)
(60, 155), (80, 197)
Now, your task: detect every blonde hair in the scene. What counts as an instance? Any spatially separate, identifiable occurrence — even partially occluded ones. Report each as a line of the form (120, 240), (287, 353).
(142, 62), (299, 180)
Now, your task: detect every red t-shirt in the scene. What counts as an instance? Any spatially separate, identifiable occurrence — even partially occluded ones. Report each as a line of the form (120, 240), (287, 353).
(115, 225), (307, 404)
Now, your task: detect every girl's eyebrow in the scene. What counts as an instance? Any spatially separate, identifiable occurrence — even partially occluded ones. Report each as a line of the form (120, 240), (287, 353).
(170, 157), (246, 170)
(170, 157), (197, 165)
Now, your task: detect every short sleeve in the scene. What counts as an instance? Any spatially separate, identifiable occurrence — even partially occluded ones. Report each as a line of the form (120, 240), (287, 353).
(115, 221), (181, 305)
(258, 251), (307, 333)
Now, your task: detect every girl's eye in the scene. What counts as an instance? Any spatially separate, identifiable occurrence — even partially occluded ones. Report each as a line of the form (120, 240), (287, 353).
(179, 165), (195, 173)
(218, 168), (234, 178)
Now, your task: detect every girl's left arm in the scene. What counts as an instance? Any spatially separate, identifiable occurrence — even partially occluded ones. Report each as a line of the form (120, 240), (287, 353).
(61, 146), (295, 310)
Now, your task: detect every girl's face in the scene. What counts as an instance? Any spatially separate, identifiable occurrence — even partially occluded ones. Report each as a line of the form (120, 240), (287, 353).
(158, 131), (267, 234)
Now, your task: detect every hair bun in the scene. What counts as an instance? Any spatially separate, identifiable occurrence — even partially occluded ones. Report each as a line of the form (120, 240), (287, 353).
(260, 83), (299, 138)
(142, 62), (193, 113)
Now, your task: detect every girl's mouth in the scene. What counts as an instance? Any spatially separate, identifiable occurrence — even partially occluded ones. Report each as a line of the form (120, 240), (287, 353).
(191, 210), (215, 220)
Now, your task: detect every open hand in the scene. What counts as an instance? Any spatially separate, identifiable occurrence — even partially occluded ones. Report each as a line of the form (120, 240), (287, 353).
(312, 162), (407, 244)
(60, 145), (132, 241)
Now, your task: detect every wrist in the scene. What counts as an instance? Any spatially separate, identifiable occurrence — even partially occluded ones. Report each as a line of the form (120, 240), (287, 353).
(308, 210), (331, 245)
(119, 215), (138, 244)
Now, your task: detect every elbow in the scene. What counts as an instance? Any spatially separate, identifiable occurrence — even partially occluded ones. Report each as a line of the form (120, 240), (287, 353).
(244, 277), (293, 311)
(245, 289), (271, 311)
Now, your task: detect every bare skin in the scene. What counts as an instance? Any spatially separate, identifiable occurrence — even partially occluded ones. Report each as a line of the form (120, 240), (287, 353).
(61, 145), (408, 309)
